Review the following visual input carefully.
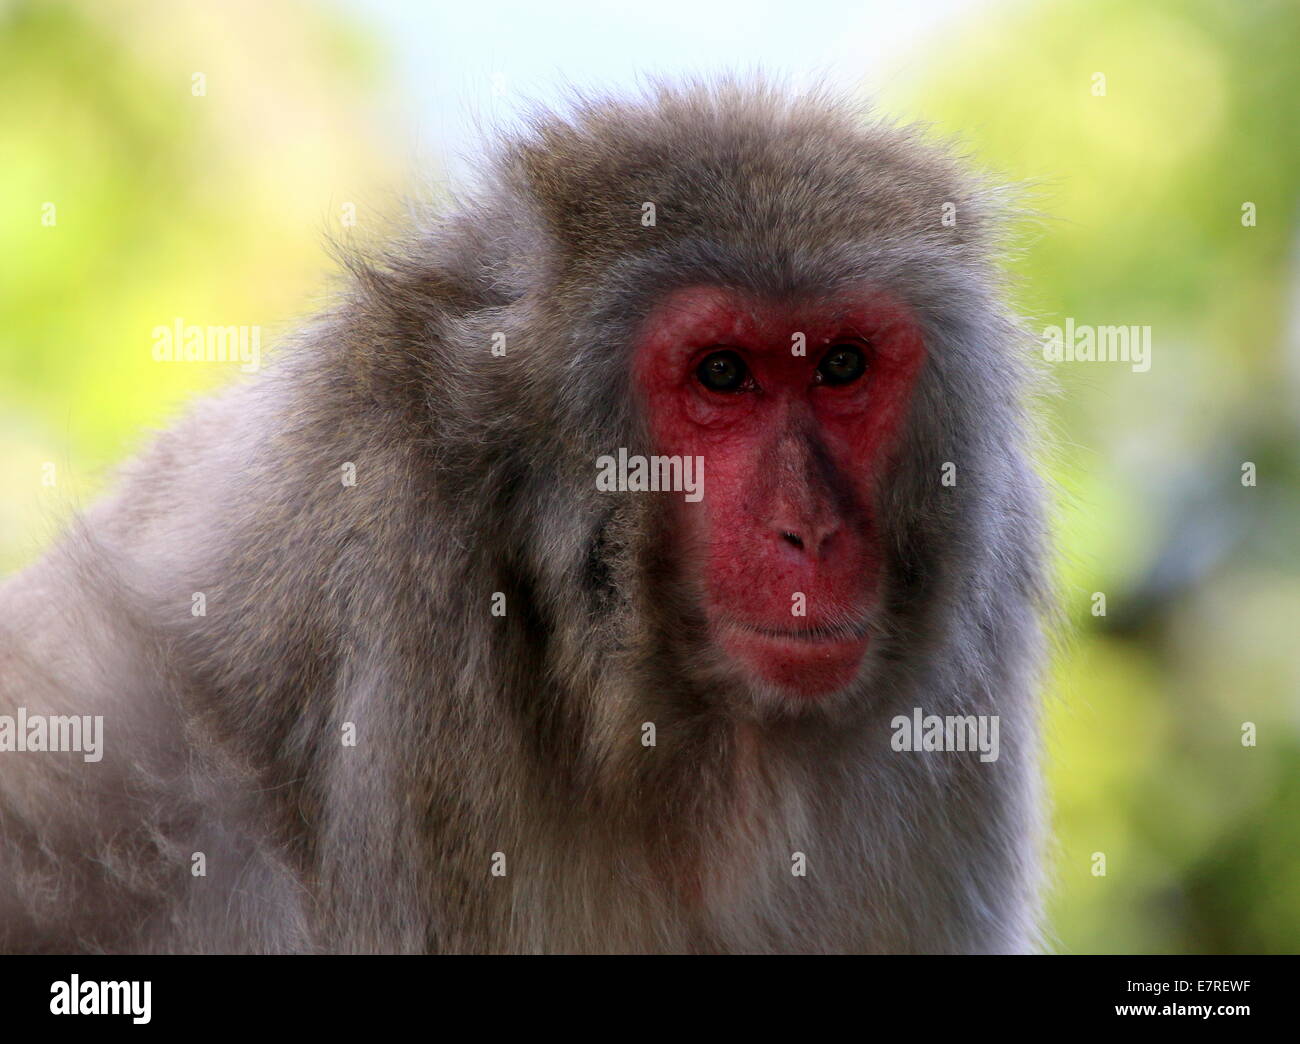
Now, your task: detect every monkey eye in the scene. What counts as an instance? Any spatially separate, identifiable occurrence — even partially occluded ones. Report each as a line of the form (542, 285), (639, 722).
(815, 343), (868, 387)
(696, 349), (751, 393)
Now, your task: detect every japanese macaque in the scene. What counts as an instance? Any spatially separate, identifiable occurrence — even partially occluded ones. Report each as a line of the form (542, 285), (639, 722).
(0, 82), (1049, 954)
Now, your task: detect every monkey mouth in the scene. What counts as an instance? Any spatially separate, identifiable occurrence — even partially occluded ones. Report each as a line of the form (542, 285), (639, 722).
(729, 620), (870, 643)
(714, 616), (872, 698)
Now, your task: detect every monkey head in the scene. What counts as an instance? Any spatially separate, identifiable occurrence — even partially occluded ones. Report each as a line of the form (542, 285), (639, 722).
(439, 85), (1038, 726)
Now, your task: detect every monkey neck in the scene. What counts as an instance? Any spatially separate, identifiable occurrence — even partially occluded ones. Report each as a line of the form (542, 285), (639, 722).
(585, 699), (811, 917)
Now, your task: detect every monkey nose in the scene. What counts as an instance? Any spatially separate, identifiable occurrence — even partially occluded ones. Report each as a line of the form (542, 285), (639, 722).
(774, 519), (839, 558)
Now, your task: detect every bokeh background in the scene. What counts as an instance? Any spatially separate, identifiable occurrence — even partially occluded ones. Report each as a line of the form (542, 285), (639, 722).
(2, 0), (1297, 953)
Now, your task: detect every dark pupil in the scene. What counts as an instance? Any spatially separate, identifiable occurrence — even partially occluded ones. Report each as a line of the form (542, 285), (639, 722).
(697, 350), (747, 392)
(819, 344), (866, 385)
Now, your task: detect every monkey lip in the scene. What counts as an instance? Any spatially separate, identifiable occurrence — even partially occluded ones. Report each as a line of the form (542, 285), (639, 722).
(715, 618), (871, 698)
(729, 620), (869, 643)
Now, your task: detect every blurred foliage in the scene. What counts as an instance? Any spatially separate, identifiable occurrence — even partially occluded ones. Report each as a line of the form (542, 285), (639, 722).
(1, 0), (1297, 952)
(0, 0), (397, 570)
(889, 0), (1300, 953)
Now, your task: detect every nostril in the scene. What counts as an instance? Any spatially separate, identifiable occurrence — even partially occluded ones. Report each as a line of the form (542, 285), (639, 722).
(782, 531), (804, 550)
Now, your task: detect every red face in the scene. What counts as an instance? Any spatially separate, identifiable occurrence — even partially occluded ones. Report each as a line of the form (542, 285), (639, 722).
(633, 286), (925, 701)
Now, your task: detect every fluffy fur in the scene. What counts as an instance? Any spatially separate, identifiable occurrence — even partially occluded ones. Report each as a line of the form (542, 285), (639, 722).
(0, 81), (1049, 953)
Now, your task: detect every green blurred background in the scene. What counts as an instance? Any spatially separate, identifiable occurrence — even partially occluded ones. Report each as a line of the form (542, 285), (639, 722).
(2, 0), (1297, 953)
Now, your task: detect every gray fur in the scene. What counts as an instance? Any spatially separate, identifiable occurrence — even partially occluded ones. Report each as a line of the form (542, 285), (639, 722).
(0, 81), (1049, 953)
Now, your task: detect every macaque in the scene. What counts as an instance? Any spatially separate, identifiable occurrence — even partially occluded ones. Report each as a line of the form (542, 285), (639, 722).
(0, 83), (1049, 953)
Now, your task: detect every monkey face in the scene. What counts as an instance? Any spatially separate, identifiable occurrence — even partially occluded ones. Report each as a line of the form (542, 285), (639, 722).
(634, 284), (926, 703)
